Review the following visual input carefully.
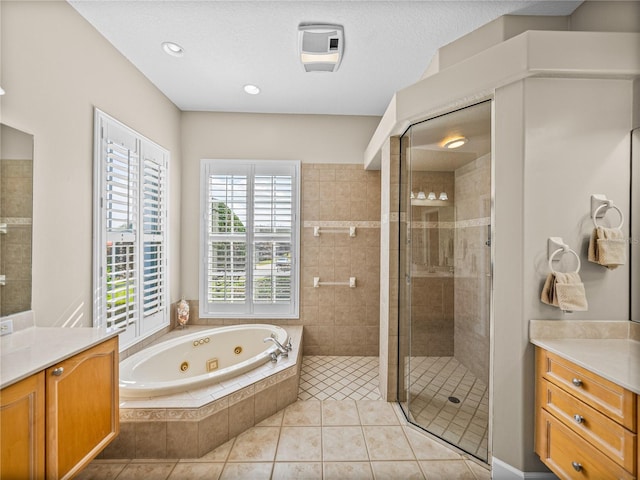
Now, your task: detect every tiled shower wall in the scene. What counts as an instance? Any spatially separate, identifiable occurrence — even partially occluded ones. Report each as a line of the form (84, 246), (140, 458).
(410, 171), (455, 358)
(0, 158), (33, 316)
(453, 153), (491, 381)
(185, 163), (381, 357)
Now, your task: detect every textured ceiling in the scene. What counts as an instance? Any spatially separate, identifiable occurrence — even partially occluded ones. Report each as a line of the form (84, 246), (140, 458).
(69, 1), (582, 116)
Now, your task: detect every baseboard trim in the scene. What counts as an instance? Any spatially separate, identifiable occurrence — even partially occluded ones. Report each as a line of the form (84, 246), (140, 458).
(492, 457), (558, 479)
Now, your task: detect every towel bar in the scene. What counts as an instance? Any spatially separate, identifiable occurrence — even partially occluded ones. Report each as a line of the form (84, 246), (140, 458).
(313, 276), (356, 288)
(313, 226), (356, 237)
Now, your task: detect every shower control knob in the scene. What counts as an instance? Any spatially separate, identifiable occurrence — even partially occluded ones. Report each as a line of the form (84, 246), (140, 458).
(571, 378), (583, 387)
(573, 414), (584, 424)
(571, 461), (583, 472)
(52, 367), (64, 376)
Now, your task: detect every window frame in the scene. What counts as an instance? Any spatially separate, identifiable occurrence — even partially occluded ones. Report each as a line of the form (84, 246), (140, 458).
(93, 109), (170, 349)
(199, 159), (300, 319)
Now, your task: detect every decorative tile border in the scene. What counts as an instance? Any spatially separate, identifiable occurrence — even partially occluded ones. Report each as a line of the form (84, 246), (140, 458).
(0, 217), (32, 225)
(303, 220), (381, 228)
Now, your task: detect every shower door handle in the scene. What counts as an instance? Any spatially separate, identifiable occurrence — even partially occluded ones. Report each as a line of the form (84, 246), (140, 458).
(485, 225), (491, 247)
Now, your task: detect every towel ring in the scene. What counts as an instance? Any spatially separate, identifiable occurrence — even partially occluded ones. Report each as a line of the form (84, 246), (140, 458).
(592, 203), (624, 229)
(548, 247), (581, 274)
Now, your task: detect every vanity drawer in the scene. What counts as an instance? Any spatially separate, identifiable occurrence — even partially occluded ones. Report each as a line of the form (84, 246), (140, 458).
(538, 349), (636, 431)
(537, 409), (635, 480)
(539, 378), (637, 473)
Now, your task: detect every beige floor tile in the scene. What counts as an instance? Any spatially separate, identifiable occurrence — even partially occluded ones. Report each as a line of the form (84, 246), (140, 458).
(276, 426), (322, 461)
(75, 462), (127, 480)
(371, 461), (426, 480)
(419, 460), (476, 479)
(322, 426), (369, 461)
(357, 400), (400, 425)
(322, 399), (360, 425)
(182, 439), (235, 463)
(114, 462), (176, 480)
(363, 426), (415, 461)
(282, 399), (321, 426)
(167, 462), (224, 480)
(219, 462), (273, 480)
(257, 410), (284, 427)
(227, 426), (280, 462)
(271, 462), (323, 479)
(465, 459), (491, 480)
(323, 461), (374, 480)
(403, 427), (462, 460)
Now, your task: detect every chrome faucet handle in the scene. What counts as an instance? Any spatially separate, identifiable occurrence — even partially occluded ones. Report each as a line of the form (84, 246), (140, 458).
(286, 337), (293, 351)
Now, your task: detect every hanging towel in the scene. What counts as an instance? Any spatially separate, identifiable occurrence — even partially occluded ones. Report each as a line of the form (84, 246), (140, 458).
(541, 271), (588, 312)
(587, 226), (626, 269)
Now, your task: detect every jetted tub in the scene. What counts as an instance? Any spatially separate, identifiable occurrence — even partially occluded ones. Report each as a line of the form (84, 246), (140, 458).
(119, 324), (289, 398)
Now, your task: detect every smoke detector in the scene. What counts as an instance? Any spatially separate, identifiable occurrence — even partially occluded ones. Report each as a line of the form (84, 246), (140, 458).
(298, 24), (344, 72)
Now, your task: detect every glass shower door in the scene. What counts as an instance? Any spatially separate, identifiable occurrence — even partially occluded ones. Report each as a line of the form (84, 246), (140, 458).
(398, 101), (492, 462)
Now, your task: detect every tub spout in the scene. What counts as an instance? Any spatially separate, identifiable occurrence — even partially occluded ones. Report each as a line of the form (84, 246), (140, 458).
(264, 335), (288, 358)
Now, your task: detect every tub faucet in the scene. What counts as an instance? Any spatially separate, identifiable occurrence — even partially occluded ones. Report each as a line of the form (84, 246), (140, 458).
(263, 335), (289, 358)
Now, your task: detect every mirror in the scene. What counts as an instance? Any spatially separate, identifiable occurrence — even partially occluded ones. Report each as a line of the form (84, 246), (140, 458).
(0, 124), (34, 317)
(632, 127), (639, 322)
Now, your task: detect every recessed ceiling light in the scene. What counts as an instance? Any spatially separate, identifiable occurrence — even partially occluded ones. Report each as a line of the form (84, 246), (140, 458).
(243, 84), (261, 95)
(443, 136), (467, 149)
(162, 42), (184, 57)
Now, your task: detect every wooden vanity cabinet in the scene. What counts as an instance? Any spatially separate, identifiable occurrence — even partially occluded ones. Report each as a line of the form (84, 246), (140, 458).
(0, 371), (45, 479)
(535, 347), (638, 479)
(46, 336), (119, 479)
(0, 336), (119, 480)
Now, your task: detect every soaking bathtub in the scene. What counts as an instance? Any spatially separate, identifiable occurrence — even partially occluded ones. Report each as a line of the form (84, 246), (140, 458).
(119, 324), (289, 398)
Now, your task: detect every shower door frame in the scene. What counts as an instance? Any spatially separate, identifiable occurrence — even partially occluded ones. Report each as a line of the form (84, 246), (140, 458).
(396, 100), (495, 465)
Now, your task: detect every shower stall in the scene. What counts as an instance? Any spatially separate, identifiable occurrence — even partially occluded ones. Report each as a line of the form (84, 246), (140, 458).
(397, 101), (492, 462)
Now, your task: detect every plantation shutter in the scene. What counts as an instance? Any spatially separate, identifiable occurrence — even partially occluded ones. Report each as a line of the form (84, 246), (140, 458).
(94, 110), (169, 349)
(253, 165), (293, 312)
(201, 160), (299, 318)
(102, 122), (139, 346)
(141, 143), (168, 333)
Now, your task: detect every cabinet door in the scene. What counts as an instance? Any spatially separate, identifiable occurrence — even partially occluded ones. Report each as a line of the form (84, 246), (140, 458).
(46, 337), (119, 480)
(0, 372), (45, 480)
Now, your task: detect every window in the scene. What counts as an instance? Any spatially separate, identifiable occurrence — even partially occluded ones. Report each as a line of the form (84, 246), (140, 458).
(200, 160), (300, 318)
(93, 110), (169, 348)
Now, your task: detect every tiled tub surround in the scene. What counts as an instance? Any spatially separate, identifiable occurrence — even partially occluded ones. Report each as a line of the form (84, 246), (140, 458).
(174, 164), (382, 357)
(100, 326), (303, 459)
(529, 320), (640, 393)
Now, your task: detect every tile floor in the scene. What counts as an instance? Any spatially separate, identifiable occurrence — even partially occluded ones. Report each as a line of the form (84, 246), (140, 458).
(298, 356), (382, 401)
(404, 356), (489, 460)
(79, 356), (491, 480)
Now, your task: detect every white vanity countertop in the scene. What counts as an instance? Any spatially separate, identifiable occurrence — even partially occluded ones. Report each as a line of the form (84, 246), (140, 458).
(0, 326), (119, 389)
(529, 320), (640, 395)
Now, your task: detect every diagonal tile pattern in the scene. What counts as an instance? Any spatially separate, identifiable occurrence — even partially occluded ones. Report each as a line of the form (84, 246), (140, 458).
(298, 356), (382, 401)
(78, 356), (491, 479)
(404, 356), (489, 459)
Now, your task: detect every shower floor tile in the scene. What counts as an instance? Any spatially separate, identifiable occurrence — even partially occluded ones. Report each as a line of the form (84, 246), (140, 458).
(298, 356), (382, 401)
(405, 356), (489, 460)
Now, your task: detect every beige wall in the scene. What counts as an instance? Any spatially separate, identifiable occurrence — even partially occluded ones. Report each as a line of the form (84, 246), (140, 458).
(570, 1), (640, 33)
(1, 1), (182, 327)
(180, 112), (381, 354)
(493, 76), (633, 472)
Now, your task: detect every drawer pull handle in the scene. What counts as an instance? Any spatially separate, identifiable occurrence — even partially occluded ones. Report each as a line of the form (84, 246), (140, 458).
(573, 414), (585, 424)
(571, 378), (583, 387)
(571, 461), (583, 472)
(52, 367), (64, 376)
